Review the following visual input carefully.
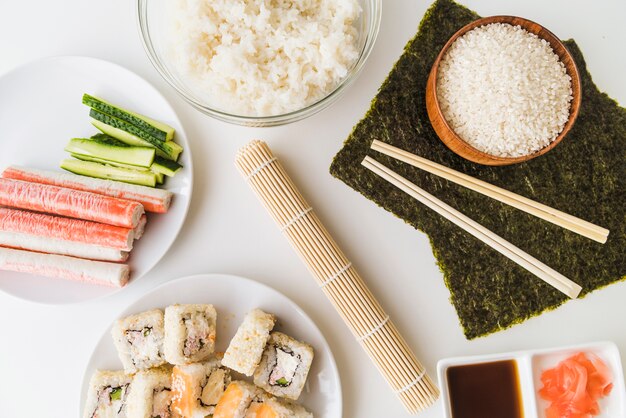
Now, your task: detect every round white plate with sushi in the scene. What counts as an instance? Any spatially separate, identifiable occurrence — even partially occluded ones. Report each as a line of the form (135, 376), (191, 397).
(80, 274), (342, 417)
(0, 56), (192, 304)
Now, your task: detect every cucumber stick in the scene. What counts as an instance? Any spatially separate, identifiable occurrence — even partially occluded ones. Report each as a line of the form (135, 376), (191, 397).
(61, 159), (157, 187)
(65, 138), (155, 168)
(91, 119), (182, 161)
(151, 156), (182, 177)
(82, 94), (175, 141)
(71, 154), (152, 171)
(90, 109), (166, 145)
(153, 171), (165, 184)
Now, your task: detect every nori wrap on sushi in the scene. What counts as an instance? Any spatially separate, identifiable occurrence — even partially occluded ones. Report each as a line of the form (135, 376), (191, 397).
(330, 0), (626, 339)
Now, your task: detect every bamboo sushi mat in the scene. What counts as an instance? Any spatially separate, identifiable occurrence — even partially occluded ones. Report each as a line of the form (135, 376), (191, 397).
(236, 140), (439, 414)
(330, 0), (626, 339)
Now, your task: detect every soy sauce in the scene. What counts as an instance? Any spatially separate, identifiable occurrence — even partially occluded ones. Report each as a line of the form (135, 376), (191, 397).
(446, 360), (523, 418)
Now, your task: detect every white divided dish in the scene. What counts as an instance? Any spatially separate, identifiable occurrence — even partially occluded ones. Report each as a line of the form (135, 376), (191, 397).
(438, 341), (626, 418)
(0, 56), (192, 304)
(80, 274), (342, 417)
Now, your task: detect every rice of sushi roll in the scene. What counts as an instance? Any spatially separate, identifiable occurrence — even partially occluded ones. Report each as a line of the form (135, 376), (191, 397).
(126, 367), (179, 418)
(244, 394), (313, 418)
(164, 304), (217, 365)
(212, 381), (262, 418)
(83, 370), (132, 418)
(112, 309), (167, 373)
(171, 358), (231, 417)
(253, 332), (314, 400)
(222, 309), (275, 376)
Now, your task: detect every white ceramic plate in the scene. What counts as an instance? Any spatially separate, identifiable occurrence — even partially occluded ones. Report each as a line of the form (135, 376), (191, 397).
(80, 274), (342, 417)
(437, 341), (626, 418)
(0, 56), (192, 304)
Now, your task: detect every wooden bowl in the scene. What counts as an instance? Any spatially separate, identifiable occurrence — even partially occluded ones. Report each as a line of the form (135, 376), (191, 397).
(425, 16), (582, 166)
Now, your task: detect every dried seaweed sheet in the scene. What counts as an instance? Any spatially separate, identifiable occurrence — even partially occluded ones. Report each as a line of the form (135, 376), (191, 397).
(330, 0), (626, 339)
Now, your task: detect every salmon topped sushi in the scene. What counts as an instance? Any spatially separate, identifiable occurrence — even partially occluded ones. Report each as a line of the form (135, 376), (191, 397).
(171, 358), (231, 418)
(245, 395), (313, 418)
(212, 381), (261, 418)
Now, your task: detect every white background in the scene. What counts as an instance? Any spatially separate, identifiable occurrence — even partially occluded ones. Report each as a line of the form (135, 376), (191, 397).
(0, 1), (625, 417)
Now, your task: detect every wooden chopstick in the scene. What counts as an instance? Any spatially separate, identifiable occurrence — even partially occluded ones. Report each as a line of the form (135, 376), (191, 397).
(362, 156), (582, 299)
(371, 140), (609, 244)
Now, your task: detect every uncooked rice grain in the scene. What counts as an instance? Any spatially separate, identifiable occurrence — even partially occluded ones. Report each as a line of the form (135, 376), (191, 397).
(436, 23), (573, 158)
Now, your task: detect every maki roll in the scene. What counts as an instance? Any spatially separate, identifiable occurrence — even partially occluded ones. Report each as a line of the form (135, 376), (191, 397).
(245, 394), (313, 418)
(126, 367), (179, 418)
(83, 370), (132, 418)
(112, 309), (167, 373)
(164, 304), (217, 365)
(253, 332), (314, 400)
(222, 309), (275, 376)
(213, 381), (261, 418)
(171, 358), (231, 417)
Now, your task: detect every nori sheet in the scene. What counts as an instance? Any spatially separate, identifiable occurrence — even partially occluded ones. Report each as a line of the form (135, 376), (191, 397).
(330, 0), (626, 339)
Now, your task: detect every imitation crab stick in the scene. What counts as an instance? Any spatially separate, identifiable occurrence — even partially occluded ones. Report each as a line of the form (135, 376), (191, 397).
(133, 214), (147, 240)
(0, 178), (144, 228)
(0, 231), (129, 262)
(2, 166), (172, 213)
(0, 208), (134, 250)
(0, 247), (129, 287)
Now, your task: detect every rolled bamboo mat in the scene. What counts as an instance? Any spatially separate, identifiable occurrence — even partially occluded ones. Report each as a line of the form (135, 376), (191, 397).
(235, 140), (439, 414)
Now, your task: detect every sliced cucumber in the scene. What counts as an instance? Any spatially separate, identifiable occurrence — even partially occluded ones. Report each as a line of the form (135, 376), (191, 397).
(90, 109), (165, 145)
(154, 171), (165, 184)
(151, 156), (182, 177)
(83, 94), (175, 141)
(71, 154), (152, 171)
(65, 138), (155, 168)
(61, 159), (157, 187)
(91, 119), (182, 161)
(90, 133), (130, 147)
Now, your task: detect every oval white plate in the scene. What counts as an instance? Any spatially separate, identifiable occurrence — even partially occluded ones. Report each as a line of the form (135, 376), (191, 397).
(80, 274), (343, 417)
(0, 56), (192, 304)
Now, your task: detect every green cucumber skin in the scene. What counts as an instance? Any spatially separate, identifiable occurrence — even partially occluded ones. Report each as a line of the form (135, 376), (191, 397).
(65, 138), (155, 168)
(91, 119), (181, 161)
(82, 94), (175, 141)
(90, 108), (165, 145)
(90, 133), (130, 147)
(151, 156), (182, 177)
(60, 159), (157, 187)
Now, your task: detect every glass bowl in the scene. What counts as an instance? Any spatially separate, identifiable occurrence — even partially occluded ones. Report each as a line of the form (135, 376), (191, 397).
(136, 0), (382, 127)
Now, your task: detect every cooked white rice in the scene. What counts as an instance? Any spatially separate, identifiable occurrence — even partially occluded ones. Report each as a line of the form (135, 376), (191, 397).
(168, 0), (361, 117)
(436, 23), (573, 158)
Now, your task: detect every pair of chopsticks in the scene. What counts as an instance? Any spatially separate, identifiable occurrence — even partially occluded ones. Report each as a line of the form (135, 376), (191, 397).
(371, 140), (609, 244)
(361, 141), (610, 299)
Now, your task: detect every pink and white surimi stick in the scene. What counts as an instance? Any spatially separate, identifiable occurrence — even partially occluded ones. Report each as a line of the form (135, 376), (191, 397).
(0, 247), (129, 287)
(133, 215), (147, 240)
(0, 178), (144, 228)
(2, 166), (172, 213)
(0, 208), (134, 250)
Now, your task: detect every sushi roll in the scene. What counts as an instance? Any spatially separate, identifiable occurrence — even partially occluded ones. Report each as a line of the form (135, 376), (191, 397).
(213, 381), (261, 418)
(112, 309), (167, 373)
(253, 332), (314, 400)
(222, 309), (275, 376)
(83, 369), (132, 418)
(164, 304), (217, 365)
(126, 367), (179, 418)
(171, 358), (231, 417)
(245, 395), (313, 418)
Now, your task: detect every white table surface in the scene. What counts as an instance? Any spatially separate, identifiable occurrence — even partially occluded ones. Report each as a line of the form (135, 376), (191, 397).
(0, 1), (624, 417)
